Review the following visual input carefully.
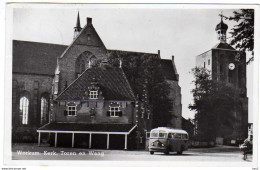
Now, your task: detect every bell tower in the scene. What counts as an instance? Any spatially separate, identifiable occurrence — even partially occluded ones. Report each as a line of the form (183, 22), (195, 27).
(74, 11), (82, 40)
(215, 14), (228, 43)
(195, 13), (248, 142)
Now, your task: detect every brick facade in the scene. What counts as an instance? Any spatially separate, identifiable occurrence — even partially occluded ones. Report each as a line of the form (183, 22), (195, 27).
(12, 73), (53, 142)
(196, 43), (248, 141)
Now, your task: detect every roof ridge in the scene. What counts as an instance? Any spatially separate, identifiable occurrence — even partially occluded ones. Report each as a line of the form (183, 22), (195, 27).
(108, 49), (158, 55)
(58, 24), (88, 59)
(13, 39), (68, 47)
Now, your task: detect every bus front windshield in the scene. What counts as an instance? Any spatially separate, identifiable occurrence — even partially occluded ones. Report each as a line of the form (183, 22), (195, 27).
(151, 130), (167, 138)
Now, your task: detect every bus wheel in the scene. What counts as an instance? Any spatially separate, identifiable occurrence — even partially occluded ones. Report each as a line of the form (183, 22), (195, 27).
(164, 151), (169, 155)
(150, 151), (154, 155)
(177, 150), (183, 155)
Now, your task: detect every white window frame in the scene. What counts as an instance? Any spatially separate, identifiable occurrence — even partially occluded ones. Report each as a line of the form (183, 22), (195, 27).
(89, 90), (98, 99)
(67, 104), (77, 116)
(109, 105), (120, 117)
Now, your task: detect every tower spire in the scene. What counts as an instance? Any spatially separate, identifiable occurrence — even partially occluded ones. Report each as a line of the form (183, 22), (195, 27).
(76, 11), (81, 29)
(220, 10), (223, 22)
(215, 11), (228, 43)
(74, 11), (82, 40)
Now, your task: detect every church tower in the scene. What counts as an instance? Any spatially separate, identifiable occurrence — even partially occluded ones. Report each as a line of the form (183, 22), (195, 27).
(74, 11), (82, 40)
(195, 14), (248, 143)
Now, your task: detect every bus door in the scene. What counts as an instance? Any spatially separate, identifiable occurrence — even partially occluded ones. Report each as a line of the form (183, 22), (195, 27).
(171, 133), (182, 151)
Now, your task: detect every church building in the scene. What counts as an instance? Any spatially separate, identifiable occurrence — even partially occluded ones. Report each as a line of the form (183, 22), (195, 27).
(12, 13), (182, 149)
(195, 16), (248, 144)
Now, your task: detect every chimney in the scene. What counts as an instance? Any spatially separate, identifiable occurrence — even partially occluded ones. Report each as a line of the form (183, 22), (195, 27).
(158, 50), (161, 58)
(87, 17), (92, 25)
(172, 55), (174, 61)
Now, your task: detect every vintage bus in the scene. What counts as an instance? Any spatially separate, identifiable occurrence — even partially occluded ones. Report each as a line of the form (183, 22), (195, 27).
(148, 127), (189, 155)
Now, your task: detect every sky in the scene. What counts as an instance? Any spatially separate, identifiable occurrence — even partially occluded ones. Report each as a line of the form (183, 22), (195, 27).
(12, 5), (254, 122)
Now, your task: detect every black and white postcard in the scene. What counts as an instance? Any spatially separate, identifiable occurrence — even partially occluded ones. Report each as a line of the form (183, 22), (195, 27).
(3, 2), (259, 169)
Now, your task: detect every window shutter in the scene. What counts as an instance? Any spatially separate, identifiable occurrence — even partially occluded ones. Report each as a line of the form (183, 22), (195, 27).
(107, 111), (110, 117)
(64, 110), (68, 116)
(119, 111), (122, 117)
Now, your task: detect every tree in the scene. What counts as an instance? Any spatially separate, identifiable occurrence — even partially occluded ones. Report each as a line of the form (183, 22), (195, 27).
(224, 9), (254, 64)
(189, 67), (239, 142)
(108, 51), (173, 128)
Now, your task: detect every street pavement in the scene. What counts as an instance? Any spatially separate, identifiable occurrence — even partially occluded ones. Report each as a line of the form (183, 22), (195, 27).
(12, 143), (253, 164)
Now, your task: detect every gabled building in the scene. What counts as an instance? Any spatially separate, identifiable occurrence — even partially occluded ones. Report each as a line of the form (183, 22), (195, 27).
(12, 13), (182, 149)
(39, 66), (137, 149)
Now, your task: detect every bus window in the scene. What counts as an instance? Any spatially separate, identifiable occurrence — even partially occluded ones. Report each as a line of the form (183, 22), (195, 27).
(172, 133), (182, 139)
(150, 130), (159, 138)
(159, 133), (167, 138)
(182, 134), (188, 140)
(158, 131), (167, 138)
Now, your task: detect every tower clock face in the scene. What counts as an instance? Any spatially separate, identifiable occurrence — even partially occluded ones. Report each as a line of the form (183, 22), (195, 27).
(228, 63), (235, 70)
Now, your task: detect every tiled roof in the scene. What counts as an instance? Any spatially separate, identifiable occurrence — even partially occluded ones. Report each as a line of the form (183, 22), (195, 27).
(56, 66), (136, 101)
(212, 42), (235, 50)
(13, 40), (67, 75)
(160, 59), (178, 81)
(38, 122), (136, 133)
(108, 50), (178, 81)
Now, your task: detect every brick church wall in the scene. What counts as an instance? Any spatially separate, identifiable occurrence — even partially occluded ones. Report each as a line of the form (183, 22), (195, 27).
(12, 73), (53, 142)
(166, 80), (182, 128)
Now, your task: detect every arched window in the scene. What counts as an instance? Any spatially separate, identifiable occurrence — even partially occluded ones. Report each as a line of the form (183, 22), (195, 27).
(75, 56), (86, 77)
(19, 94), (29, 125)
(80, 59), (85, 73)
(75, 51), (97, 78)
(89, 56), (97, 66)
(40, 97), (49, 125)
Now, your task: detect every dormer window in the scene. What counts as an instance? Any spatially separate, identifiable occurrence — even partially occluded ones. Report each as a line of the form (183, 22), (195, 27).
(89, 90), (98, 99)
(66, 103), (77, 116)
(107, 102), (122, 117)
(86, 77), (102, 100)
